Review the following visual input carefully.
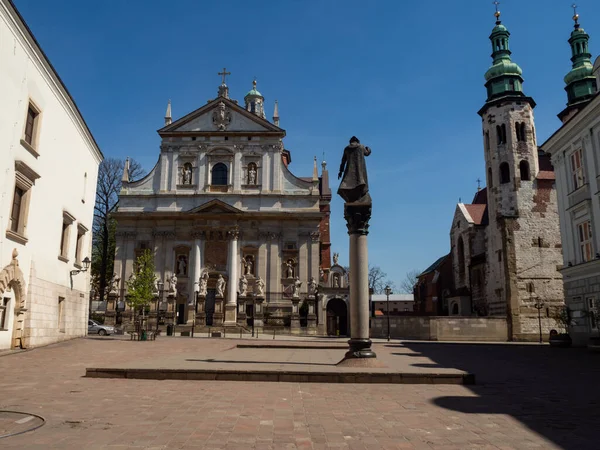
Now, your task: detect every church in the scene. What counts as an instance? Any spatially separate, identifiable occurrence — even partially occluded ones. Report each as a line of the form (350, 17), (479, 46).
(105, 73), (350, 334)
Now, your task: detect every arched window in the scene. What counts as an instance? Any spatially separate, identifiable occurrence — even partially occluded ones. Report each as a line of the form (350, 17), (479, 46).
(457, 237), (465, 281)
(488, 167), (493, 188)
(500, 162), (510, 184)
(250, 102), (256, 113)
(519, 160), (530, 181)
(211, 163), (228, 186)
(501, 124), (507, 143)
(497, 124), (506, 145)
(509, 79), (515, 91)
(451, 303), (459, 315)
(485, 131), (490, 152)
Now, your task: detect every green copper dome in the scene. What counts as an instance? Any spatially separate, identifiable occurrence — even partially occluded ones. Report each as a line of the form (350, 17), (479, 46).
(483, 16), (525, 102)
(564, 18), (597, 107)
(244, 80), (263, 98)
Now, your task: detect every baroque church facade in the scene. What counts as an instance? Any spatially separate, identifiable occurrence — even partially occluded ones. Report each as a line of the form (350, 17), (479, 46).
(445, 12), (565, 340)
(105, 76), (347, 334)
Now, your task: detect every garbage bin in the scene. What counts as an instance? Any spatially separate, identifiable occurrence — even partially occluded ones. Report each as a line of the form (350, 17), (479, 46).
(166, 324), (173, 336)
(141, 330), (147, 341)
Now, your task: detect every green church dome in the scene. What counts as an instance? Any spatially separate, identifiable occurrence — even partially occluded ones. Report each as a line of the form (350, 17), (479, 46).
(485, 59), (523, 81)
(244, 80), (263, 98)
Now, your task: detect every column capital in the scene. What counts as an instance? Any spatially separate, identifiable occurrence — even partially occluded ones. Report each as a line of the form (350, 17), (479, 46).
(115, 231), (137, 239)
(152, 230), (175, 238)
(227, 227), (240, 241)
(310, 231), (321, 242)
(259, 231), (281, 241)
(191, 229), (206, 240)
(344, 203), (372, 236)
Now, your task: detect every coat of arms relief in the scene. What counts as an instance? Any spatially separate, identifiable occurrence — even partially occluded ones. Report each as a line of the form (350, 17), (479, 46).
(212, 102), (232, 131)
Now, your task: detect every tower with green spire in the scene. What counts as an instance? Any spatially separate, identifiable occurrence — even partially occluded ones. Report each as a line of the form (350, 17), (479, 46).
(559, 6), (598, 122)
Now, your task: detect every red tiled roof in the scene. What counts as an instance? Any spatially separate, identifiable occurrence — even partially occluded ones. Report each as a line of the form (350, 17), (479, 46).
(537, 170), (555, 180)
(464, 204), (487, 225)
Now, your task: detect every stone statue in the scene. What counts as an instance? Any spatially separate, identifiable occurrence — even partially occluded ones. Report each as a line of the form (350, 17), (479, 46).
(255, 277), (265, 297)
(333, 252), (339, 265)
(169, 274), (178, 297)
(239, 276), (248, 296)
(337, 136), (372, 204)
(319, 267), (325, 281)
(244, 256), (253, 276)
(182, 165), (192, 185)
(216, 274), (225, 297)
(292, 276), (302, 298)
(285, 259), (294, 279)
(248, 166), (257, 185)
(177, 256), (187, 276)
(198, 272), (208, 297)
(308, 276), (317, 295)
(109, 273), (120, 294)
(333, 274), (340, 288)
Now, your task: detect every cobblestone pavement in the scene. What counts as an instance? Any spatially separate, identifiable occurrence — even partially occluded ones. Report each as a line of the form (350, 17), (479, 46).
(0, 337), (598, 450)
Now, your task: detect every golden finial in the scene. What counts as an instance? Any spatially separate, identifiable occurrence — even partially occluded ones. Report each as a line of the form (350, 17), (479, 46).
(572, 4), (580, 29)
(493, 1), (501, 22)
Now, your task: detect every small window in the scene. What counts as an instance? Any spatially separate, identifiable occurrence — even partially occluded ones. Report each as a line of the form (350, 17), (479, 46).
(570, 149), (585, 190)
(577, 220), (593, 263)
(75, 224), (87, 266)
(10, 187), (24, 233)
(58, 297), (65, 332)
(500, 162), (510, 184)
(488, 167), (493, 188)
(6, 161), (40, 243)
(23, 105), (39, 147)
(0, 297), (10, 330)
(519, 160), (530, 181)
(485, 131), (490, 152)
(250, 102), (256, 113)
(59, 212), (75, 262)
(211, 163), (228, 186)
(509, 79), (515, 91)
(496, 124), (507, 145)
(457, 237), (465, 281)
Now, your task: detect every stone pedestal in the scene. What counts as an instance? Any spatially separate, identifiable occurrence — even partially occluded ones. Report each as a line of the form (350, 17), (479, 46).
(343, 201), (376, 359)
(254, 298), (264, 329)
(237, 298), (247, 326)
(105, 293), (118, 325)
(197, 296), (206, 326)
(224, 304), (237, 324)
(214, 296), (224, 325)
(307, 298), (317, 333)
(291, 298), (301, 334)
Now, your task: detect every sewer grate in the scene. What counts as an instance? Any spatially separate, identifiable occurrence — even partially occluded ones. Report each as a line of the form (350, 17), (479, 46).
(0, 410), (45, 439)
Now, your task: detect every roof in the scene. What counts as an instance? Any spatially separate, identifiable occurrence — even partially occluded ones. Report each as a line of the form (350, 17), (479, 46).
(6, 0), (103, 161)
(371, 294), (414, 302)
(537, 170), (555, 180)
(472, 187), (487, 205)
(419, 254), (449, 277)
(464, 204), (487, 225)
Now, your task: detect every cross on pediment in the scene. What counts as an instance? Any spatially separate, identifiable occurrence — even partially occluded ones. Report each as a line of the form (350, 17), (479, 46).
(218, 67), (231, 84)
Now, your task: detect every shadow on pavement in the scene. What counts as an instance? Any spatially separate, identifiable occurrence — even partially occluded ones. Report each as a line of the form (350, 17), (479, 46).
(185, 358), (335, 366)
(399, 342), (600, 450)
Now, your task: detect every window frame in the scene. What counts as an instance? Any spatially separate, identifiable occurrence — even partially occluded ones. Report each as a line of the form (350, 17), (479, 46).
(58, 297), (65, 333)
(577, 219), (593, 263)
(58, 211), (76, 263)
(6, 161), (40, 245)
(519, 160), (530, 181)
(500, 162), (511, 184)
(20, 101), (42, 157)
(211, 162), (228, 186)
(0, 297), (10, 330)
(74, 223), (88, 268)
(570, 148), (585, 191)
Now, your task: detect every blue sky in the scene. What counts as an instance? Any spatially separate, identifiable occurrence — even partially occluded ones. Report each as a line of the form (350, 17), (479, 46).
(14, 0), (600, 290)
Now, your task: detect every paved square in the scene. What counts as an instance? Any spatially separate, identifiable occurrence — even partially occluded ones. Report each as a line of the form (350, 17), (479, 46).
(0, 337), (598, 449)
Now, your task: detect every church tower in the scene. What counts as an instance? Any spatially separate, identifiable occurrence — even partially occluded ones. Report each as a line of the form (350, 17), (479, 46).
(478, 6), (564, 339)
(244, 79), (265, 118)
(559, 7), (598, 122)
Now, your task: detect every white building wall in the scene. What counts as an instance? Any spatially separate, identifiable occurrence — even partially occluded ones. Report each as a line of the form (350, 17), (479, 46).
(0, 0), (102, 349)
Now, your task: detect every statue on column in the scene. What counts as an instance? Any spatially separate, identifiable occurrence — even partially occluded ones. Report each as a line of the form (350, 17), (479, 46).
(198, 272), (208, 297)
(285, 259), (295, 278)
(337, 136), (372, 204)
(108, 273), (120, 295)
(308, 276), (317, 295)
(239, 276), (248, 296)
(255, 277), (265, 297)
(292, 276), (302, 298)
(216, 274), (226, 297)
(168, 274), (178, 297)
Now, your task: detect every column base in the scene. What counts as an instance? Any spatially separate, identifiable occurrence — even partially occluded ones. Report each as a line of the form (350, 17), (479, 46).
(224, 304), (237, 324)
(344, 338), (376, 359)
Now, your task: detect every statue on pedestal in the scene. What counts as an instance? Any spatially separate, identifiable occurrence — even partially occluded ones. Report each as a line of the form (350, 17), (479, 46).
(239, 276), (248, 296)
(216, 274), (226, 297)
(169, 274), (178, 297)
(308, 276), (317, 295)
(292, 276), (302, 298)
(255, 277), (265, 297)
(337, 136), (371, 204)
(198, 272), (208, 297)
(108, 273), (120, 295)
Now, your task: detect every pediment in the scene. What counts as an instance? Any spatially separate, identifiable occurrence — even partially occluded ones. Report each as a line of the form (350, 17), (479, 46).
(159, 97), (283, 135)
(188, 199), (243, 214)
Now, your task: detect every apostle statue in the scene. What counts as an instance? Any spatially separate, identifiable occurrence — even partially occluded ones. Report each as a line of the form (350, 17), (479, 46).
(248, 166), (257, 185)
(182, 165), (192, 185)
(255, 277), (265, 297)
(308, 276), (317, 295)
(244, 256), (253, 276)
(108, 273), (120, 295)
(216, 274), (226, 297)
(169, 274), (178, 297)
(198, 272), (209, 297)
(285, 259), (295, 278)
(337, 136), (372, 204)
(239, 276), (248, 296)
(292, 276), (302, 298)
(333, 252), (339, 265)
(177, 255), (187, 276)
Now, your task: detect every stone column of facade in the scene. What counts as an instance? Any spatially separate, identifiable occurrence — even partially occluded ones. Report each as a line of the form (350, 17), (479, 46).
(308, 232), (320, 333)
(267, 233), (279, 300)
(344, 203), (376, 359)
(299, 237), (308, 289)
(187, 236), (202, 325)
(122, 232), (137, 325)
(224, 227), (239, 325)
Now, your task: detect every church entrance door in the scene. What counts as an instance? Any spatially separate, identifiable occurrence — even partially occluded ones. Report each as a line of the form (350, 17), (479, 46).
(326, 298), (348, 336)
(205, 289), (216, 326)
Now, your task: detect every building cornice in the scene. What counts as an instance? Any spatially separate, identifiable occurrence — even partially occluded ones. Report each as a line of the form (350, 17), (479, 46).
(3, 0), (103, 163)
(111, 210), (324, 221)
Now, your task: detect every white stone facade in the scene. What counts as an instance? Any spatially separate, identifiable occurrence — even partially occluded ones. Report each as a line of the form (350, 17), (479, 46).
(110, 84), (330, 332)
(0, 0), (103, 349)
(542, 58), (600, 345)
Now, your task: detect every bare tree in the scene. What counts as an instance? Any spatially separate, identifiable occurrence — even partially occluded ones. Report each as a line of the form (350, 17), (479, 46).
(92, 158), (144, 304)
(368, 265), (396, 295)
(400, 269), (421, 294)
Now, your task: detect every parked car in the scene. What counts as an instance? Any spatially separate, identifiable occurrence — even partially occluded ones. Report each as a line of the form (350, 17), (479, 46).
(88, 320), (115, 336)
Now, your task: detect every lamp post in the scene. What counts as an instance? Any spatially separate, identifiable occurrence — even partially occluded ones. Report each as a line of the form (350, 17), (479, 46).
(156, 281), (164, 333)
(191, 285), (198, 338)
(384, 285), (392, 342)
(70, 256), (91, 289)
(534, 301), (545, 344)
(251, 293), (256, 338)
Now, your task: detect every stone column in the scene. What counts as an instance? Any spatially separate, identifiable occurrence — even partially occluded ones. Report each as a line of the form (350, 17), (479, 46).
(187, 235), (202, 325)
(343, 202), (376, 360)
(225, 227), (239, 325)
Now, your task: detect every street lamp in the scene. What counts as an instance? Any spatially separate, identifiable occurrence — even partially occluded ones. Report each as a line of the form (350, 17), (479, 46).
(70, 256), (91, 289)
(191, 284), (198, 338)
(534, 301), (545, 344)
(156, 280), (164, 333)
(251, 294), (256, 337)
(384, 285), (392, 342)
